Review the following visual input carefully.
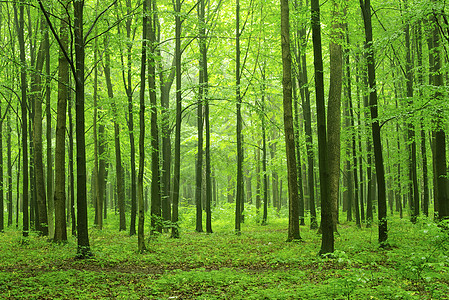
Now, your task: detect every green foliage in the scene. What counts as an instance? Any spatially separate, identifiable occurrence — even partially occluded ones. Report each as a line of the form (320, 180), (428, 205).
(1, 210), (449, 299)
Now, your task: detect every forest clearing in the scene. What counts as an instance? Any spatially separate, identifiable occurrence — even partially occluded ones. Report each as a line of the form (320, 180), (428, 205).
(1, 207), (448, 299)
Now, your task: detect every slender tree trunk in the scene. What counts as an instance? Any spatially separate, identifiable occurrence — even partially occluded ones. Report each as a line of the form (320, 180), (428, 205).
(235, 0), (244, 234)
(32, 23), (48, 236)
(196, 52), (204, 233)
(260, 69), (269, 226)
(14, 2), (29, 237)
(44, 19), (54, 238)
(53, 4), (69, 242)
(7, 112), (12, 227)
(297, 0), (317, 228)
(68, 79), (76, 236)
(415, 23), (429, 218)
(171, 0), (182, 239)
(311, 0), (333, 255)
(138, 0), (149, 251)
(92, 37), (101, 229)
(74, 0), (91, 258)
(360, 0), (388, 245)
(104, 36), (126, 231)
(345, 29), (361, 227)
(198, 0), (212, 233)
(281, 0), (301, 241)
(293, 78), (305, 226)
(149, 1), (162, 234)
(196, 0), (204, 231)
(403, 7), (419, 223)
(122, 1), (137, 236)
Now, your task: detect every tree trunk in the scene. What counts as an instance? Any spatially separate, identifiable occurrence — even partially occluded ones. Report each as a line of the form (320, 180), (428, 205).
(138, 0), (149, 252)
(44, 19), (54, 239)
(296, 0), (317, 229)
(360, 0), (388, 246)
(171, 0), (182, 239)
(149, 1), (162, 234)
(311, 0), (333, 255)
(104, 36), (126, 231)
(32, 22), (48, 236)
(74, 0), (91, 258)
(281, 0), (301, 241)
(293, 79), (305, 226)
(327, 2), (344, 231)
(198, 0), (212, 233)
(430, 10), (449, 220)
(235, 0), (244, 234)
(403, 8), (419, 223)
(14, 2), (29, 237)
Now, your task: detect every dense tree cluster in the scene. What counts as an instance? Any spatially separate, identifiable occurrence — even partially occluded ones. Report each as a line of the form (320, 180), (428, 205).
(0, 0), (448, 256)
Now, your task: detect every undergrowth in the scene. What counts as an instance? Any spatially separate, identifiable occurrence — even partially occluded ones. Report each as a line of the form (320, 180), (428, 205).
(0, 205), (448, 299)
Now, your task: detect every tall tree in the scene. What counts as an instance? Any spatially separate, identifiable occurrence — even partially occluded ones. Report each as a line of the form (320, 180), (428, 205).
(73, 0), (92, 257)
(326, 0), (344, 231)
(360, 0), (388, 246)
(138, 0), (149, 251)
(430, 7), (448, 220)
(49, 1), (69, 242)
(32, 17), (48, 236)
(199, 0), (212, 233)
(104, 35), (126, 231)
(235, 0), (244, 233)
(149, 0), (162, 234)
(281, 0), (301, 241)
(403, 1), (419, 223)
(295, 0), (317, 229)
(44, 16), (54, 238)
(116, 0), (137, 236)
(171, 0), (182, 239)
(14, 1), (29, 238)
(311, 0), (333, 255)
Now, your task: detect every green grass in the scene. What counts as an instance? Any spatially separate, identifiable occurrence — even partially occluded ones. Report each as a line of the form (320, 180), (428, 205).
(1, 205), (448, 299)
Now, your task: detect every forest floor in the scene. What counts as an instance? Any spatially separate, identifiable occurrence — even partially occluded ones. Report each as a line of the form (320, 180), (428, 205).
(0, 207), (448, 299)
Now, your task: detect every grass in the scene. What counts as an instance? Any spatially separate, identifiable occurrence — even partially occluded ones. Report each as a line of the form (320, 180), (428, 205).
(0, 204), (448, 299)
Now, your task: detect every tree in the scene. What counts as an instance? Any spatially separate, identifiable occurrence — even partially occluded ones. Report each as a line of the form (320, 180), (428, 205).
(14, 1), (29, 238)
(326, 0), (344, 232)
(311, 0), (333, 255)
(360, 0), (388, 246)
(32, 17), (48, 236)
(149, 0), (162, 234)
(198, 0), (212, 233)
(73, 0), (91, 258)
(104, 35), (126, 231)
(235, 0), (244, 234)
(281, 0), (301, 242)
(52, 1), (69, 242)
(138, 0), (149, 252)
(430, 7), (449, 220)
(171, 0), (182, 239)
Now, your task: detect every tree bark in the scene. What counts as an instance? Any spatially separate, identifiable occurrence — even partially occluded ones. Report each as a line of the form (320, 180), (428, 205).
(14, 2), (29, 237)
(149, 1), (162, 234)
(327, 1), (344, 231)
(74, 0), (91, 258)
(235, 0), (244, 234)
(281, 0), (301, 241)
(311, 0), (333, 255)
(360, 0), (388, 246)
(104, 36), (126, 231)
(138, 0), (149, 251)
(171, 0), (182, 239)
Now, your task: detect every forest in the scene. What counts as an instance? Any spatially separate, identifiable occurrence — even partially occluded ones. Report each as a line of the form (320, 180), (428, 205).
(0, 0), (449, 298)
